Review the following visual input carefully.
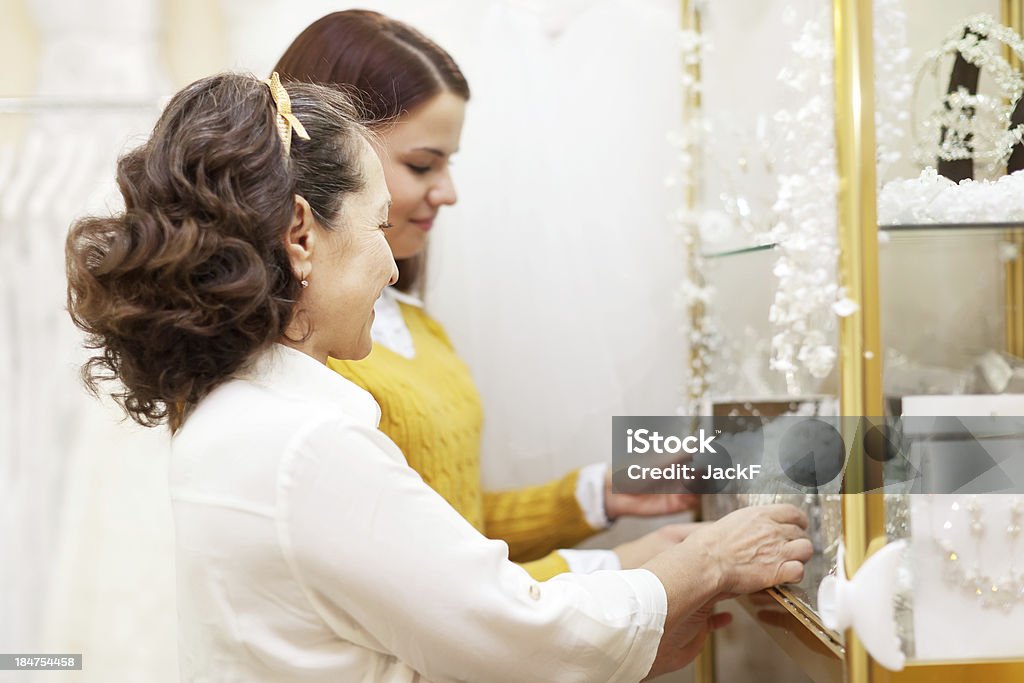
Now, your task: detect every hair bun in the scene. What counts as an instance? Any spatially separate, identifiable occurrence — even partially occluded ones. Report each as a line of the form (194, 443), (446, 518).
(66, 73), (368, 430)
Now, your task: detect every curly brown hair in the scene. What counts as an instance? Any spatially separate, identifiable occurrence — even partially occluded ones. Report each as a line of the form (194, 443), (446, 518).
(66, 73), (368, 431)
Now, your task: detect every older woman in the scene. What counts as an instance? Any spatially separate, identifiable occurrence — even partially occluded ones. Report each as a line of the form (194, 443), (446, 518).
(66, 72), (811, 682)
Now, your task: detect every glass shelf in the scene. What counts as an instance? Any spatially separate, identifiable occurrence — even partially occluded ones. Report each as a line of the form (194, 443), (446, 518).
(702, 242), (777, 259)
(700, 212), (1024, 656)
(883, 222), (1024, 233)
(703, 223), (1024, 260)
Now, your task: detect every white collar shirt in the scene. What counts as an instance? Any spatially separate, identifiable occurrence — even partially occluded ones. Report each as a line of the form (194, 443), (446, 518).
(169, 344), (665, 682)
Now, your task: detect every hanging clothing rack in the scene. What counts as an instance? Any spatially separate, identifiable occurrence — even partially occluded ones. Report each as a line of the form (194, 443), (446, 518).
(0, 96), (168, 113)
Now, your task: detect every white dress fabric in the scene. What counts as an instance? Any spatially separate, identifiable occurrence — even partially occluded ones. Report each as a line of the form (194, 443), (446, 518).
(3, 0), (172, 671)
(170, 344), (666, 682)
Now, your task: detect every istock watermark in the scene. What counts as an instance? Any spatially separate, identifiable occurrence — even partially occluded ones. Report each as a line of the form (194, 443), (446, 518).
(611, 415), (1024, 495)
(625, 428), (719, 454)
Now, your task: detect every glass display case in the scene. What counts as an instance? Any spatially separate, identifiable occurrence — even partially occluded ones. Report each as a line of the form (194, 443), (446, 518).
(685, 0), (1024, 681)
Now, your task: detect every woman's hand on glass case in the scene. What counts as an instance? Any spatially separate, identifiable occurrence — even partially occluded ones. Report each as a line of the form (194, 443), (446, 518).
(603, 468), (699, 520)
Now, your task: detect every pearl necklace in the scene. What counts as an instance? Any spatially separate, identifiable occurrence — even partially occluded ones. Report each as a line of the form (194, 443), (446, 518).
(931, 495), (1023, 612)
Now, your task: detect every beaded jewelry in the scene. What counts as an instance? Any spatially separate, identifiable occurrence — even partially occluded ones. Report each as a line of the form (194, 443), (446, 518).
(931, 495), (1024, 612)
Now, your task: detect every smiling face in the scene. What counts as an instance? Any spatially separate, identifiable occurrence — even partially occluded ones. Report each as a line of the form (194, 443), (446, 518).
(376, 90), (466, 260)
(285, 138), (399, 362)
(319, 140), (400, 359)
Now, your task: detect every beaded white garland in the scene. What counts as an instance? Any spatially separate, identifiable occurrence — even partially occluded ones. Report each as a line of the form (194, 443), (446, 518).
(766, 0), (911, 385)
(767, 6), (840, 386)
(766, 0), (911, 384)
(670, 22), (713, 412)
(680, 0), (912, 402)
(875, 0), (913, 184)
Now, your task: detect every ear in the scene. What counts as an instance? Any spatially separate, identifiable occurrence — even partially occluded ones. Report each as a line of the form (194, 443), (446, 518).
(283, 195), (317, 279)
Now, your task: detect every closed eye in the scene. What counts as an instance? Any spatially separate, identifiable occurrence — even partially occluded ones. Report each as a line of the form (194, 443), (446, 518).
(406, 164), (431, 175)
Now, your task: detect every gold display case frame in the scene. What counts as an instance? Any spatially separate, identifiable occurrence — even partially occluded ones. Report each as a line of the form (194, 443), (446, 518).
(686, 1), (1024, 681)
(1004, 0), (1024, 358)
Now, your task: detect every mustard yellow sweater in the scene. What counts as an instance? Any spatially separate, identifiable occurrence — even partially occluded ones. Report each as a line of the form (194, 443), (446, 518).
(328, 301), (599, 580)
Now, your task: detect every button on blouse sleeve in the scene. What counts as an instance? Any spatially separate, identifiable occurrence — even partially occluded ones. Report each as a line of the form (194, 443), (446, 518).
(276, 419), (667, 683)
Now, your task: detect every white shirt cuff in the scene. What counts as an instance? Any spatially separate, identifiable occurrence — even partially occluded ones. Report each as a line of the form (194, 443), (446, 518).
(593, 568), (668, 681)
(575, 463), (611, 530)
(557, 548), (622, 573)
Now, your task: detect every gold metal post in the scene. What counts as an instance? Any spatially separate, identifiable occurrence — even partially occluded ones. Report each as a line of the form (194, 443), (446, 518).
(833, 0), (884, 682)
(1013, 237), (1024, 356)
(1005, 0), (1024, 357)
(679, 2), (716, 682)
(1010, 228), (1024, 359)
(833, 0), (882, 419)
(683, 0), (708, 412)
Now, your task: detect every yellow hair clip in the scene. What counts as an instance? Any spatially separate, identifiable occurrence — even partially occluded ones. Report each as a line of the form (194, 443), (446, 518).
(262, 71), (310, 155)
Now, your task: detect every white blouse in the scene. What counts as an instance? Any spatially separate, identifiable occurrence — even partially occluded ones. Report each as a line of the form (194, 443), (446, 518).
(371, 287), (621, 574)
(169, 344), (666, 682)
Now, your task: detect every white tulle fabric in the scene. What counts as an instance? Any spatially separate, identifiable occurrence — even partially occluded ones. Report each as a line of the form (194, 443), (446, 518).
(1, 0), (175, 678)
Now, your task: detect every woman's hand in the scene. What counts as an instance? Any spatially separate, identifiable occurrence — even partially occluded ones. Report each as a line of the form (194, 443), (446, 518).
(643, 602), (732, 681)
(683, 504), (813, 595)
(639, 504), (812, 679)
(613, 523), (708, 569)
(603, 468), (699, 520)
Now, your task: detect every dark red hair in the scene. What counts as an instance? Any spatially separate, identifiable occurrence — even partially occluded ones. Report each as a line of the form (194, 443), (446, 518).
(275, 10), (470, 292)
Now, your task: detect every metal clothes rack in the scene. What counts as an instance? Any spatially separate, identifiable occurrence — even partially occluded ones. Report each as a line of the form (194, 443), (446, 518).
(0, 96), (168, 114)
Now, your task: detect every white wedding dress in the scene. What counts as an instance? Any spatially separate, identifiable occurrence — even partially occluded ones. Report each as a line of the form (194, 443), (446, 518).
(1, 1), (175, 681)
